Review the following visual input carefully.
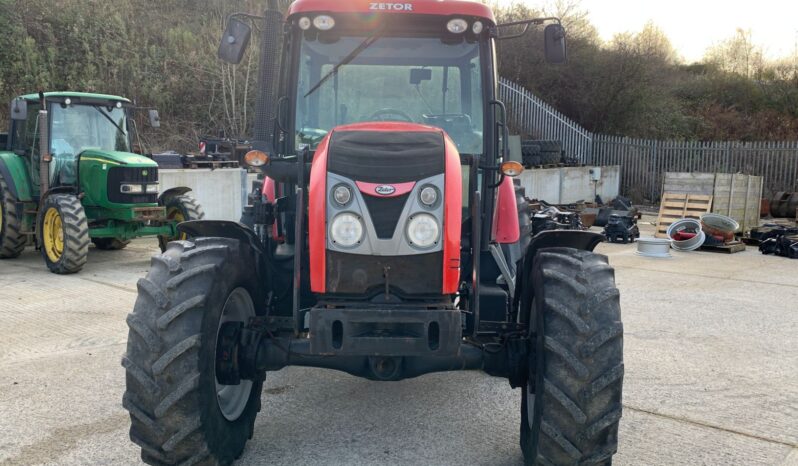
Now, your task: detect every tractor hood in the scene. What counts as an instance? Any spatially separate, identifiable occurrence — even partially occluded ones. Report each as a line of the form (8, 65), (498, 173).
(79, 149), (157, 168)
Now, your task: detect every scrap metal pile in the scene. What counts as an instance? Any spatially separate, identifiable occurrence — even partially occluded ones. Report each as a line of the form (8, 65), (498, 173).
(753, 224), (798, 259)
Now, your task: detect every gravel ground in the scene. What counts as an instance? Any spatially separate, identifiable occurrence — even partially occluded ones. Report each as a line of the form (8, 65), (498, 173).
(0, 220), (796, 466)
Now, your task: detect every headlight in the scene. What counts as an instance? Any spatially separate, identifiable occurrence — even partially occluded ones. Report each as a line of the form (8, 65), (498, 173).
(145, 183), (159, 194)
(332, 185), (352, 205)
(330, 213), (364, 247)
(298, 17), (312, 30)
(419, 186), (439, 207)
(121, 184), (144, 194)
(406, 213), (440, 249)
(472, 21), (484, 34)
(447, 18), (468, 34)
(313, 15), (335, 31)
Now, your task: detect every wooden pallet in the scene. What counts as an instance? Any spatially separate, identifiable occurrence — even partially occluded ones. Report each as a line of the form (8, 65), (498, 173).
(700, 241), (747, 254)
(655, 193), (713, 238)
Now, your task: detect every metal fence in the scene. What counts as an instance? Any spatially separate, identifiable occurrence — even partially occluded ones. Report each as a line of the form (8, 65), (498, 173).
(499, 79), (593, 162)
(499, 79), (798, 201)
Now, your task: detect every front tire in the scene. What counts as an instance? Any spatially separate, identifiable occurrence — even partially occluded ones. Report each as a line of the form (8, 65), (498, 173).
(123, 238), (263, 466)
(158, 194), (205, 252)
(38, 194), (90, 274)
(520, 248), (624, 465)
(0, 174), (26, 259)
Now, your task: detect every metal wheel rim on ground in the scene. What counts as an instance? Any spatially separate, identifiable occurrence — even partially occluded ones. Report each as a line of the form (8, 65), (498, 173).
(43, 208), (64, 262)
(215, 287), (255, 421)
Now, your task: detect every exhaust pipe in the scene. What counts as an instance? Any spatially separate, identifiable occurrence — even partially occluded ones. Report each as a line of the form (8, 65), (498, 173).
(253, 0), (283, 144)
(38, 92), (51, 194)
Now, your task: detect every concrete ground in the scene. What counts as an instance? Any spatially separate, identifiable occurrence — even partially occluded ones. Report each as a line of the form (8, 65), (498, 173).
(0, 221), (796, 466)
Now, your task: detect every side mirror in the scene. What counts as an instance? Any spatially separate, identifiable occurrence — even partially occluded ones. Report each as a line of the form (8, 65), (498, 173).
(10, 98), (27, 121)
(544, 24), (567, 64)
(148, 109), (161, 128)
(218, 18), (252, 65)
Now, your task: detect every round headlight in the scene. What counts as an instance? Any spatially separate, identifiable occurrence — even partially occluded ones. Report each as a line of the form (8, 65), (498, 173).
(330, 213), (363, 247)
(447, 18), (468, 34)
(298, 17), (312, 30)
(406, 213), (440, 249)
(64, 98), (72, 106)
(332, 185), (352, 205)
(472, 21), (484, 34)
(419, 186), (438, 206)
(313, 15), (335, 31)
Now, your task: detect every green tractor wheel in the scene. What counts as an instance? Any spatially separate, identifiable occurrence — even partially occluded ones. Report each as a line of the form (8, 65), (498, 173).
(158, 194), (204, 252)
(0, 174), (26, 259)
(38, 194), (90, 274)
(92, 238), (130, 250)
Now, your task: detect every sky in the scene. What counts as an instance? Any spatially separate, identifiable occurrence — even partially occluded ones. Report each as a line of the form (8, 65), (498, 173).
(495, 0), (798, 63)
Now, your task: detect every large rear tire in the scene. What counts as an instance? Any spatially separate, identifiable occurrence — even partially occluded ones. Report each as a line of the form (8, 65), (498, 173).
(38, 194), (90, 274)
(0, 174), (26, 259)
(520, 248), (623, 465)
(158, 194), (205, 252)
(123, 238), (264, 466)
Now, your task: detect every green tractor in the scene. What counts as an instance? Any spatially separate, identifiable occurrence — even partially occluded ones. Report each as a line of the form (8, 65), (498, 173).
(0, 92), (203, 274)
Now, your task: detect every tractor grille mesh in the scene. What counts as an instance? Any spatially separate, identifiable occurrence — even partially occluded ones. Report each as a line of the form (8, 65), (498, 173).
(107, 167), (158, 204)
(362, 193), (410, 239)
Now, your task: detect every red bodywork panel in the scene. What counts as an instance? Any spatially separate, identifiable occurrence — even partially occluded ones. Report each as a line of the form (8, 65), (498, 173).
(492, 175), (520, 244)
(308, 122), (462, 295)
(261, 177), (282, 241)
(288, 0), (496, 23)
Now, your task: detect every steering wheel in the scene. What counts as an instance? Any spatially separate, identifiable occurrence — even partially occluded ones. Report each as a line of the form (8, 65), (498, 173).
(368, 108), (415, 122)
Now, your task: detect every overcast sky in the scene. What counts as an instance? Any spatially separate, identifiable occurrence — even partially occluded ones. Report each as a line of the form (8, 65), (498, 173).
(494, 0), (798, 62)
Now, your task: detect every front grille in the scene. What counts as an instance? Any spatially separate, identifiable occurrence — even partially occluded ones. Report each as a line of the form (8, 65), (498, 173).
(326, 251), (443, 297)
(107, 166), (158, 204)
(328, 130), (444, 183)
(362, 193), (410, 239)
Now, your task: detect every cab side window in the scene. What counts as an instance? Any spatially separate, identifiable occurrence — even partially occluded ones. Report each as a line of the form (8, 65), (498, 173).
(12, 103), (40, 154)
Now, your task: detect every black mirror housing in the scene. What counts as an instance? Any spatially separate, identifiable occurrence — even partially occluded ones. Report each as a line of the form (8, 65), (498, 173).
(10, 98), (27, 121)
(218, 18), (252, 65)
(148, 109), (161, 128)
(544, 24), (567, 64)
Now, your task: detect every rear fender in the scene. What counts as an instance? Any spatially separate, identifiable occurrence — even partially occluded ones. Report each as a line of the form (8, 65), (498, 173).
(0, 152), (32, 201)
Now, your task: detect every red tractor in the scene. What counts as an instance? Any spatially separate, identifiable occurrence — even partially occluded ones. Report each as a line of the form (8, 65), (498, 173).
(122, 1), (623, 465)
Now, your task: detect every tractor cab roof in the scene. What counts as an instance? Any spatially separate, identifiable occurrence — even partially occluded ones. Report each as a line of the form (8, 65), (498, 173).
(287, 0), (496, 24)
(18, 91), (131, 104)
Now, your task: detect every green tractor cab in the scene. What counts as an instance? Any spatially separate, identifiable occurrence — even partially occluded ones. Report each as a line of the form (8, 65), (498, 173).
(0, 91), (203, 274)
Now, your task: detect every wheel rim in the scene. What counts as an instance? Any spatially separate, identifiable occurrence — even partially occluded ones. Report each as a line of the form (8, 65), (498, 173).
(215, 288), (255, 421)
(43, 207), (64, 263)
(167, 207), (187, 241)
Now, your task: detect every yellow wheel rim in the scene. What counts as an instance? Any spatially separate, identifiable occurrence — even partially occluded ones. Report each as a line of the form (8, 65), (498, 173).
(43, 207), (64, 263)
(167, 207), (187, 241)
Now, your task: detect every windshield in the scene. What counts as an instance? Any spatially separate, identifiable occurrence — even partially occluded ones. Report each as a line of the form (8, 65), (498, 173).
(50, 104), (130, 158)
(296, 36), (484, 154)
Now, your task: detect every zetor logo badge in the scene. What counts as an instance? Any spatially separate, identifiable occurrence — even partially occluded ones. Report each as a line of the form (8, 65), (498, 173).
(370, 2), (413, 11)
(375, 185), (396, 196)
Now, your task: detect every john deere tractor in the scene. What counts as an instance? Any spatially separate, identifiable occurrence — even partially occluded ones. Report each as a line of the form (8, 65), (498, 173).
(0, 92), (203, 274)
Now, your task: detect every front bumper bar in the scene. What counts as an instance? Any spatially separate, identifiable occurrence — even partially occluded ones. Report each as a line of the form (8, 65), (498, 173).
(307, 307), (462, 357)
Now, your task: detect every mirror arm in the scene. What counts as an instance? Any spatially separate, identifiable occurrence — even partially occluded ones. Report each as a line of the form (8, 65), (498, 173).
(494, 17), (561, 41)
